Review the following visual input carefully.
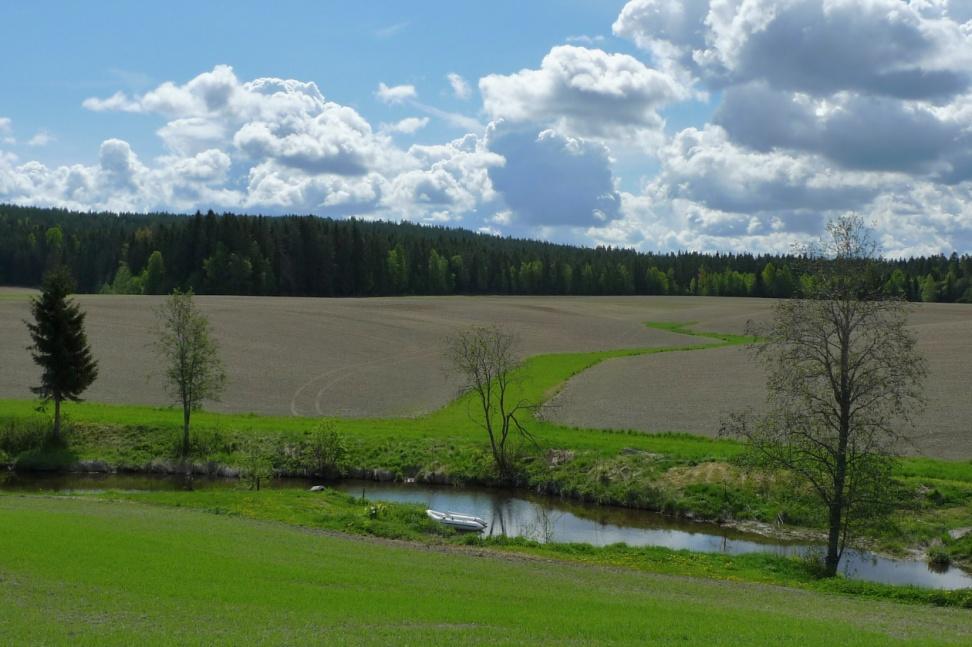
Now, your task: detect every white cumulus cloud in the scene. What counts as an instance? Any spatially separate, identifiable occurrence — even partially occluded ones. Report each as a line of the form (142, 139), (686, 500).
(375, 82), (418, 104)
(480, 45), (688, 148)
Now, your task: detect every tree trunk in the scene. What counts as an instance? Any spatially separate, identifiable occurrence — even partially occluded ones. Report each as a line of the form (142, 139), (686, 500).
(825, 501), (843, 576)
(824, 308), (852, 577)
(182, 406), (191, 458)
(53, 396), (62, 443)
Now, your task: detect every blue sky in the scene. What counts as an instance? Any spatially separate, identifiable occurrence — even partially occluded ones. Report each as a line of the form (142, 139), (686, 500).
(2, 1), (971, 256)
(3, 2), (652, 165)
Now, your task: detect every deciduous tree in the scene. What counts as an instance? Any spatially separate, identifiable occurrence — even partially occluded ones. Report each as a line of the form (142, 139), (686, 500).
(447, 326), (534, 477)
(723, 216), (927, 577)
(154, 289), (226, 457)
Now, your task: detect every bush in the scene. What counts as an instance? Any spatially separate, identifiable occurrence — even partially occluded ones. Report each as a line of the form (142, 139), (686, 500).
(239, 437), (274, 490)
(799, 548), (830, 579)
(302, 421), (347, 478)
(928, 546), (952, 570)
(0, 416), (50, 460)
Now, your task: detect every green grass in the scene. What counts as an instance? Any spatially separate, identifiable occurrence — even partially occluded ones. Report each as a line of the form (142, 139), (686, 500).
(58, 487), (972, 608)
(2, 494), (971, 645)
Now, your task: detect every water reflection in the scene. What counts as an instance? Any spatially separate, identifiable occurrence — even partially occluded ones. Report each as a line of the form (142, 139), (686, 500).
(3, 472), (970, 590)
(333, 481), (972, 590)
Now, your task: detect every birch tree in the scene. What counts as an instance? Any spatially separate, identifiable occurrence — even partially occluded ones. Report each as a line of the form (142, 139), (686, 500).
(155, 290), (226, 458)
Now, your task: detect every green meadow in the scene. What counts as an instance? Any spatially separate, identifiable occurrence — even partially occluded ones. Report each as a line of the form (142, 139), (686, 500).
(2, 494), (971, 646)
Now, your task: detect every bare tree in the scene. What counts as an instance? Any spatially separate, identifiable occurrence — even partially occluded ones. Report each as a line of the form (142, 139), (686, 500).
(722, 216), (927, 577)
(154, 290), (226, 458)
(447, 325), (534, 476)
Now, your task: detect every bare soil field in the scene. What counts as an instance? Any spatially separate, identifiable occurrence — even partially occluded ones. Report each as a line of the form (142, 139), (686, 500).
(544, 302), (972, 460)
(0, 291), (698, 418)
(4, 290), (968, 457)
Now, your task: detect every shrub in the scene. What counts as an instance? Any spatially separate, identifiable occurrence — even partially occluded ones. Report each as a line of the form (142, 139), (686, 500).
(302, 421), (347, 478)
(239, 437), (274, 490)
(927, 546), (952, 570)
(0, 416), (51, 460)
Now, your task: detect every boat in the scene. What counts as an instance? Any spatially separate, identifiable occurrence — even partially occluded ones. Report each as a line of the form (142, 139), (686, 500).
(426, 509), (488, 532)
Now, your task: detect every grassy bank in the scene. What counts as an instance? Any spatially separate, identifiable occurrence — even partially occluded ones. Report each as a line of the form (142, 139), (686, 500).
(2, 494), (972, 646)
(43, 487), (972, 608)
(2, 322), (971, 566)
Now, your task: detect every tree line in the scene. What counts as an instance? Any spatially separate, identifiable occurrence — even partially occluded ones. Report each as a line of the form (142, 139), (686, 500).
(2, 204), (972, 301)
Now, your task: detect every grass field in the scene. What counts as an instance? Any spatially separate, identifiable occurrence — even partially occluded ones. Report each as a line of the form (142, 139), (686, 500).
(3, 494), (972, 646)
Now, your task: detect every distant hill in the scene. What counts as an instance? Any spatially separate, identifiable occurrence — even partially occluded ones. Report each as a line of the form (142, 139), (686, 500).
(1, 204), (969, 301)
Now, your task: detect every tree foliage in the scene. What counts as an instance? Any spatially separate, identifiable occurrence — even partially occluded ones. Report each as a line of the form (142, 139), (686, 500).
(154, 289), (226, 458)
(3, 205), (972, 301)
(723, 216), (927, 577)
(26, 267), (99, 440)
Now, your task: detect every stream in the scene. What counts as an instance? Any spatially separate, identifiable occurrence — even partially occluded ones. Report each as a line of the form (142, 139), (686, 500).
(4, 471), (971, 590)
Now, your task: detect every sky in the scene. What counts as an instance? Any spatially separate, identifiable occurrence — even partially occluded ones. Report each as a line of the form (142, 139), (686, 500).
(2, 0), (972, 257)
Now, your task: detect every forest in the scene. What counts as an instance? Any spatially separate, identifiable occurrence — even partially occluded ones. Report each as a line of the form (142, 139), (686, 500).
(1, 204), (970, 301)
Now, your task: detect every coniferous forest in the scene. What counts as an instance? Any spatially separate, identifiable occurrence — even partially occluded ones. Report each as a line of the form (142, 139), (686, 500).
(1, 204), (971, 301)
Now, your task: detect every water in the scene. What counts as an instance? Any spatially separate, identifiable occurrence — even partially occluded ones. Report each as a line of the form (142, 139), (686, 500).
(333, 481), (972, 590)
(4, 472), (971, 590)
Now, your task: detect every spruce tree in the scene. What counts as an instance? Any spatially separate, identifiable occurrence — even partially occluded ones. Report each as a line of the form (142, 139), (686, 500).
(27, 268), (99, 441)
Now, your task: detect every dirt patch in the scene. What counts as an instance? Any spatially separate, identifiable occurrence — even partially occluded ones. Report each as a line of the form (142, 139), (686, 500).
(544, 302), (972, 460)
(0, 293), (697, 417)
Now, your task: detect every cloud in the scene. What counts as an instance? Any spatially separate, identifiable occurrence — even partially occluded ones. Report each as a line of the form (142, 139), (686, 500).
(604, 0), (972, 254)
(82, 90), (142, 112)
(0, 137), (242, 214)
(411, 102), (482, 131)
(596, 122), (972, 256)
(615, 0), (972, 100)
(565, 35), (605, 45)
(18, 66), (502, 224)
(375, 21), (409, 39)
(486, 123), (621, 227)
(386, 133), (504, 220)
(714, 82), (971, 177)
(375, 82), (418, 105)
(381, 117), (430, 134)
(447, 73), (471, 100)
(479, 45), (687, 147)
(231, 107), (382, 176)
(27, 131), (56, 147)
(374, 80), (479, 130)
(658, 125), (880, 215)
(0, 117), (12, 145)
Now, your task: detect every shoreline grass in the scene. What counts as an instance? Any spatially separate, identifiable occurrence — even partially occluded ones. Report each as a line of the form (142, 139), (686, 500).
(5, 494), (971, 645)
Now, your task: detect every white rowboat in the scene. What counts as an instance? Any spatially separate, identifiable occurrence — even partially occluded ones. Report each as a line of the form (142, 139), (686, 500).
(426, 509), (487, 532)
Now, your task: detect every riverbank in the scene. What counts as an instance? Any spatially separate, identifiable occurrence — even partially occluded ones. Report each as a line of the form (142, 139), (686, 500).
(4, 495), (969, 646)
(2, 323), (971, 573)
(3, 487), (971, 608)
